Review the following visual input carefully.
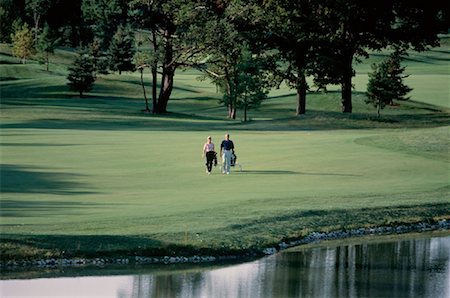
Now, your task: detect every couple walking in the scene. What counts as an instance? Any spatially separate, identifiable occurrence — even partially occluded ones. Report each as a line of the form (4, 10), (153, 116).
(202, 134), (235, 175)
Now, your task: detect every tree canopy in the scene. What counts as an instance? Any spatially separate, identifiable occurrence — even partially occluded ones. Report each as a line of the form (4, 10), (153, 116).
(2, 0), (448, 116)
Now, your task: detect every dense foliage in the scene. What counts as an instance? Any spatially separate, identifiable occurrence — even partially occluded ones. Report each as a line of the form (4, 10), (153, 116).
(2, 0), (448, 116)
(67, 50), (96, 97)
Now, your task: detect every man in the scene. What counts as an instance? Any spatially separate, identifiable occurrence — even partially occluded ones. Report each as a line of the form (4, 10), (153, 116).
(220, 133), (235, 175)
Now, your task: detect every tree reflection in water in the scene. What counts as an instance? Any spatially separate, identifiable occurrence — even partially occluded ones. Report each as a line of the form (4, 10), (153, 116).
(128, 236), (450, 297)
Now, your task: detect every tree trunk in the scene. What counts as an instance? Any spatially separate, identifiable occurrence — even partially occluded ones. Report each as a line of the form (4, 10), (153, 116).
(151, 29), (158, 114)
(231, 107), (236, 119)
(151, 65), (157, 114)
(155, 29), (175, 114)
(34, 13), (40, 42)
(296, 72), (307, 115)
(341, 52), (353, 113)
(227, 104), (236, 119)
(45, 52), (49, 71)
(156, 67), (174, 114)
(377, 99), (381, 118)
(244, 104), (247, 122)
(140, 68), (150, 112)
(224, 69), (233, 119)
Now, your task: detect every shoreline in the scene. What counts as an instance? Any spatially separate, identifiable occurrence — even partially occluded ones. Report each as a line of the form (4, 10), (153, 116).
(1, 219), (449, 272)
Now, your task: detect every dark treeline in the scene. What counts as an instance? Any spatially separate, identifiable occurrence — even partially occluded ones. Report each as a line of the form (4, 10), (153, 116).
(1, 0), (448, 118)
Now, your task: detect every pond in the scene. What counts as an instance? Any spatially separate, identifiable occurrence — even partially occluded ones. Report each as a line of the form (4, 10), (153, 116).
(1, 233), (449, 297)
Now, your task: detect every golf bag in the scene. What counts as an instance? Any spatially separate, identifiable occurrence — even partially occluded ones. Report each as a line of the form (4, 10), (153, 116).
(231, 151), (237, 167)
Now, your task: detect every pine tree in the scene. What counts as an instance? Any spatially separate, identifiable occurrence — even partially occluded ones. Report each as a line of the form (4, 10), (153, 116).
(109, 24), (136, 75)
(11, 24), (35, 64)
(366, 53), (412, 118)
(67, 50), (96, 97)
(89, 37), (110, 75)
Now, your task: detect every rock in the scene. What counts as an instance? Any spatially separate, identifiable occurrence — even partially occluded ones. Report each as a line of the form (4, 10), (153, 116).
(279, 242), (288, 249)
(262, 247), (277, 255)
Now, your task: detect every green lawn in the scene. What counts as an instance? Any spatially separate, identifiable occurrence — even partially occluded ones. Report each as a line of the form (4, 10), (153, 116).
(0, 42), (449, 260)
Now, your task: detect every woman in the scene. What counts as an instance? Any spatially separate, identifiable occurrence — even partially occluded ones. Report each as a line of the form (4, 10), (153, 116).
(202, 136), (216, 174)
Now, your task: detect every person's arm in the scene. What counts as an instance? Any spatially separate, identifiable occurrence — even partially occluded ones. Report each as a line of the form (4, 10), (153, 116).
(220, 141), (223, 156)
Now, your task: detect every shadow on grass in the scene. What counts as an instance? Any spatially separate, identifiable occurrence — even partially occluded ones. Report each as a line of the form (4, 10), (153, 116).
(224, 202), (450, 234)
(0, 164), (97, 196)
(2, 202), (448, 264)
(1, 143), (77, 147)
(0, 200), (102, 218)
(0, 234), (166, 259)
(1, 110), (448, 132)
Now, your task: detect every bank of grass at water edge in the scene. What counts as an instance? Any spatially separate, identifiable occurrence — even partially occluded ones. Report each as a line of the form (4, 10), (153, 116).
(1, 43), (449, 266)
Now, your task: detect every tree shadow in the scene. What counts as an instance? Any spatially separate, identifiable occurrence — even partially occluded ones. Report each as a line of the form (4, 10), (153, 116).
(1, 143), (77, 147)
(225, 202), (450, 232)
(0, 199), (103, 218)
(0, 164), (97, 195)
(0, 234), (166, 259)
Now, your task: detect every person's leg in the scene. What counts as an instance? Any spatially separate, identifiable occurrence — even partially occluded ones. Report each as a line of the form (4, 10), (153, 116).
(222, 152), (226, 173)
(225, 150), (231, 174)
(206, 152), (213, 172)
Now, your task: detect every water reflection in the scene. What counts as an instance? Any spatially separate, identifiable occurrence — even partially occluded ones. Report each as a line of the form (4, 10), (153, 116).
(1, 235), (449, 297)
(126, 236), (450, 298)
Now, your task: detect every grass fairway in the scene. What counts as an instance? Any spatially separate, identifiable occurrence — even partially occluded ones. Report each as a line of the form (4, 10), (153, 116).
(0, 43), (449, 260)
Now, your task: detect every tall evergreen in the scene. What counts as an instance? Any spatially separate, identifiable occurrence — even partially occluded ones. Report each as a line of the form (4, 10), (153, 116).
(366, 53), (412, 118)
(89, 37), (110, 74)
(81, 0), (127, 50)
(109, 24), (136, 75)
(67, 50), (96, 97)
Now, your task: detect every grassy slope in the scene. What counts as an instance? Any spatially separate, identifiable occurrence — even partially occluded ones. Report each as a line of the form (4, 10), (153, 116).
(0, 42), (449, 260)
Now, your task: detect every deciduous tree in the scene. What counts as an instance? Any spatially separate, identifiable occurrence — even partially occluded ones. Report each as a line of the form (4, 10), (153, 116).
(11, 24), (35, 64)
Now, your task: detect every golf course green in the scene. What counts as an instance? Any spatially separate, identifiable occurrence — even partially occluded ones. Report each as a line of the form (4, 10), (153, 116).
(0, 41), (449, 261)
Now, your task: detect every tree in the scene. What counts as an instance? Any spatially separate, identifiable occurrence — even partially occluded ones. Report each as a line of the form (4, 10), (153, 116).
(196, 1), (271, 119)
(25, 0), (51, 41)
(315, 0), (447, 114)
(11, 24), (35, 64)
(232, 49), (269, 122)
(263, 0), (329, 116)
(134, 51), (153, 112)
(89, 37), (110, 74)
(130, 0), (214, 114)
(322, 0), (395, 113)
(36, 23), (58, 71)
(209, 45), (269, 122)
(81, 0), (128, 50)
(67, 50), (96, 97)
(109, 24), (136, 75)
(0, 0), (26, 42)
(366, 53), (412, 118)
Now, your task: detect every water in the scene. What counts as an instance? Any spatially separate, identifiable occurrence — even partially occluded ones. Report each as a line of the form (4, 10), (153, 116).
(1, 234), (449, 297)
